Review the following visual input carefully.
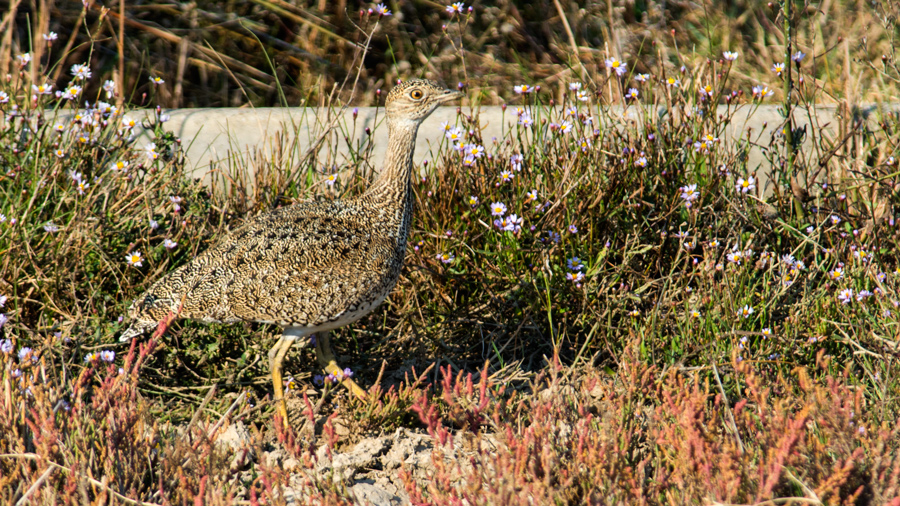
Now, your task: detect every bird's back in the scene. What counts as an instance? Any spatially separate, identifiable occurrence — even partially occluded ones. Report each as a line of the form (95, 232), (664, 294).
(120, 195), (408, 341)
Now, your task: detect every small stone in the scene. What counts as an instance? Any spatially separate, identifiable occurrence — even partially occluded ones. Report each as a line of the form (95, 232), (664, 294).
(216, 421), (252, 450)
(349, 482), (404, 506)
(230, 447), (254, 472)
(282, 457), (300, 472)
(327, 437), (389, 481)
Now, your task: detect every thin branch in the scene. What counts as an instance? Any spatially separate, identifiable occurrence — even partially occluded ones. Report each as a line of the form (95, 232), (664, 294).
(710, 498), (822, 506)
(552, 0), (588, 81)
(0, 453), (162, 506)
(711, 363), (745, 454)
(15, 467), (54, 506)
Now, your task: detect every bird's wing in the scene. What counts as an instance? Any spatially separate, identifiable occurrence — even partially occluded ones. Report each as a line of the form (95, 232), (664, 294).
(179, 204), (399, 325)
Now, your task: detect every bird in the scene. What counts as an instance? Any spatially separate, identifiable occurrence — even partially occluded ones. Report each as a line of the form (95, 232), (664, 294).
(120, 79), (463, 427)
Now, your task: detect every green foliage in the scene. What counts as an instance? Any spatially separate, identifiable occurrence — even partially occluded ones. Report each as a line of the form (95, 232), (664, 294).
(3, 0), (899, 107)
(2, 0), (900, 504)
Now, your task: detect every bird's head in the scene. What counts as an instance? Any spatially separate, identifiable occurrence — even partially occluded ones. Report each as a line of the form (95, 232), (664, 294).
(384, 79), (463, 128)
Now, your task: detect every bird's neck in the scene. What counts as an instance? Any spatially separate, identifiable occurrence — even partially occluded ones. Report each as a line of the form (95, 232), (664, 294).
(364, 119), (418, 210)
(366, 119), (418, 200)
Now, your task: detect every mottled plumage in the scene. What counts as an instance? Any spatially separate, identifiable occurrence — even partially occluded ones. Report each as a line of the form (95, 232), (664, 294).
(120, 79), (463, 426)
(122, 197), (405, 335)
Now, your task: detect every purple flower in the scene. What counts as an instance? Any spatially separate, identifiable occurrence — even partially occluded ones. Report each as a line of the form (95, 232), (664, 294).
(736, 176), (756, 193)
(566, 271), (585, 283)
(463, 143), (485, 159)
(511, 153), (523, 171)
(680, 184), (699, 203)
(513, 84), (532, 94)
(446, 2), (465, 15)
(838, 288), (853, 305)
(18, 347), (32, 361)
(567, 257), (584, 271)
(506, 214), (523, 233)
(605, 57), (627, 76)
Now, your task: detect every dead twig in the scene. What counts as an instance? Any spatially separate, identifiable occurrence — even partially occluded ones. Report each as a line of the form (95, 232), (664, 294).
(711, 363), (745, 455)
(0, 454), (162, 506)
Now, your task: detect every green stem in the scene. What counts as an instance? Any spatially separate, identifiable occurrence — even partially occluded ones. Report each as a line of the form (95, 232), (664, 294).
(783, 0), (806, 220)
(783, 0), (793, 171)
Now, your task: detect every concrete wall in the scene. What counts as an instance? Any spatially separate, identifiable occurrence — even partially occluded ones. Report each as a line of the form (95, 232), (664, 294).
(135, 104), (873, 185)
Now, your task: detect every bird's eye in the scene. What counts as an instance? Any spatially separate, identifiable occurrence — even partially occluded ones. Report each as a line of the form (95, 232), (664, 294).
(410, 89), (424, 100)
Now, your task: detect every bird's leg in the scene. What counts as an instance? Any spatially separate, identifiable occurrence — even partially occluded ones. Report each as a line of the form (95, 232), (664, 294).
(315, 332), (367, 399)
(268, 335), (297, 429)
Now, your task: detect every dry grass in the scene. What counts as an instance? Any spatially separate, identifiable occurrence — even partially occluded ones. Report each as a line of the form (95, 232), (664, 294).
(3, 0), (900, 107)
(2, 0), (900, 504)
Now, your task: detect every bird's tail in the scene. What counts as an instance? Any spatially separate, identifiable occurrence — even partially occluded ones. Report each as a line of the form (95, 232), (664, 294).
(119, 319), (158, 342)
(120, 293), (180, 342)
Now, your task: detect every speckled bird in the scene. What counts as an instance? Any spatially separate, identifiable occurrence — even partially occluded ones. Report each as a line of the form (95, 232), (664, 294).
(120, 79), (463, 426)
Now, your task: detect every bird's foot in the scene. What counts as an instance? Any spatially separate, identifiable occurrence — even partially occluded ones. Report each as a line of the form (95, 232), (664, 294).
(315, 333), (367, 399)
(321, 361), (368, 399)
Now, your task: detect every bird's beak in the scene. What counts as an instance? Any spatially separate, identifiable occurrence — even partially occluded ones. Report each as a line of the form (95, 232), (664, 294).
(437, 89), (465, 104)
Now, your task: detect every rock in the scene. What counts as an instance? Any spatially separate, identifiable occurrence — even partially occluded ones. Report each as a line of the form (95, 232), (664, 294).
(349, 482), (405, 506)
(539, 384), (576, 402)
(383, 429), (432, 471)
(216, 421), (252, 450)
(262, 427), (440, 503)
(216, 421), (256, 470)
(230, 447), (254, 472)
(283, 456), (301, 472)
(324, 436), (390, 481)
(369, 476), (407, 502)
(331, 416), (352, 437)
(266, 448), (287, 467)
(265, 448), (301, 472)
